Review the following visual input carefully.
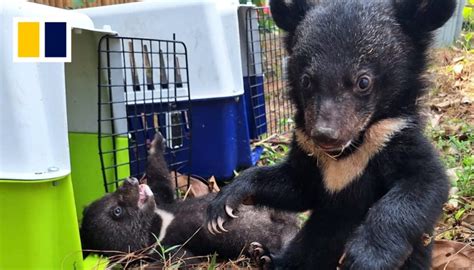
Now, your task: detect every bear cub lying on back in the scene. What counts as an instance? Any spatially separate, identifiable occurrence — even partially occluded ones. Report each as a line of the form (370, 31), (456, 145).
(207, 0), (455, 269)
(80, 133), (299, 262)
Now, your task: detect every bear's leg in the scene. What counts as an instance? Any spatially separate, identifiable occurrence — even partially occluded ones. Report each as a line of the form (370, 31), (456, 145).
(400, 241), (433, 270)
(251, 212), (355, 270)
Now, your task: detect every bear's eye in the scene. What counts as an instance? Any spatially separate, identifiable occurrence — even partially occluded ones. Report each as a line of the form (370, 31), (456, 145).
(112, 206), (123, 218)
(355, 75), (372, 94)
(301, 74), (311, 89)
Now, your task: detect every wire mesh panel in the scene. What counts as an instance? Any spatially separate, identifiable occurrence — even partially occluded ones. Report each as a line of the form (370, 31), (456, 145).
(98, 35), (191, 193)
(245, 7), (294, 140)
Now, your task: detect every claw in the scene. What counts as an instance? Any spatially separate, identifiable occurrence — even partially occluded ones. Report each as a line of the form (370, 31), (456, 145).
(217, 216), (228, 232)
(256, 247), (265, 256)
(225, 205), (238, 218)
(250, 242), (262, 249)
(211, 219), (221, 234)
(338, 252), (346, 267)
(261, 255), (272, 264)
(207, 222), (216, 235)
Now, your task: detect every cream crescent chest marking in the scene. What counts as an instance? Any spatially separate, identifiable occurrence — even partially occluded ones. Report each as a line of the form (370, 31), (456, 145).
(295, 118), (409, 193)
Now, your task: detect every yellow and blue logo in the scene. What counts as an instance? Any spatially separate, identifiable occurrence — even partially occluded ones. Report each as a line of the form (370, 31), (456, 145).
(13, 18), (71, 62)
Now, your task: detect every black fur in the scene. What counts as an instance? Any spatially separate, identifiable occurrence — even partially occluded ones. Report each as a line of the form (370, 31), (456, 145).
(146, 132), (175, 205)
(206, 0), (455, 269)
(80, 133), (299, 262)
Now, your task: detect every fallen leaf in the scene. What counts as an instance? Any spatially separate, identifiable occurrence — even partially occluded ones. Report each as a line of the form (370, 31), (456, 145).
(463, 214), (474, 225)
(208, 176), (220, 193)
(171, 171), (209, 198)
(432, 240), (474, 270)
(434, 100), (453, 109)
(445, 198), (459, 212)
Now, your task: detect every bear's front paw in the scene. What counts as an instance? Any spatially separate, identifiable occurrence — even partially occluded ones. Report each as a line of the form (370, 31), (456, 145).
(205, 184), (250, 234)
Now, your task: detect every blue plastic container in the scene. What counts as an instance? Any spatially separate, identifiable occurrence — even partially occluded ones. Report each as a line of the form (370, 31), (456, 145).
(127, 96), (253, 180)
(190, 96), (253, 179)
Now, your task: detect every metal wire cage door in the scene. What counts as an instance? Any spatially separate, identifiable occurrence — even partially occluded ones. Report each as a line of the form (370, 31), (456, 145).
(245, 7), (294, 140)
(98, 35), (192, 193)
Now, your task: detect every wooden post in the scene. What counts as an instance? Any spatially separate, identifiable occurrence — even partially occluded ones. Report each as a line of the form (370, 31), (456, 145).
(64, 0), (72, 8)
(54, 0), (62, 8)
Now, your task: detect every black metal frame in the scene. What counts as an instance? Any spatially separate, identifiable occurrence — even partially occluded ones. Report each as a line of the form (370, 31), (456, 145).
(98, 35), (192, 193)
(245, 7), (294, 139)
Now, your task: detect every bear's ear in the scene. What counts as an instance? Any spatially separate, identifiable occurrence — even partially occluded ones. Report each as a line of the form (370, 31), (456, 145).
(393, 0), (456, 34)
(270, 0), (314, 33)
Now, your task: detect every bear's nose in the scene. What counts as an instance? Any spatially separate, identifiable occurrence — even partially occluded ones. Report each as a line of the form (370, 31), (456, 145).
(311, 127), (341, 148)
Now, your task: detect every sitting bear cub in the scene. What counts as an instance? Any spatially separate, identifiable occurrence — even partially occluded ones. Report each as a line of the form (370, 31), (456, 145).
(80, 133), (299, 263)
(206, 0), (455, 269)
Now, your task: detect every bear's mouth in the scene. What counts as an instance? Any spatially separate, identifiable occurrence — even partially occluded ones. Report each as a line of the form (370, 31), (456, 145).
(316, 140), (352, 152)
(138, 184), (154, 208)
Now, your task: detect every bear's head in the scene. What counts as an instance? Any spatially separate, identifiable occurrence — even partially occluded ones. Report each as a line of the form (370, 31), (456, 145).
(271, 0), (455, 154)
(80, 177), (156, 253)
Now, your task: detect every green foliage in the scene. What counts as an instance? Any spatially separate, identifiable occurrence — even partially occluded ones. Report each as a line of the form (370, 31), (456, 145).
(463, 4), (474, 31)
(150, 234), (183, 269)
(155, 243), (181, 261)
(427, 121), (474, 197)
(457, 32), (474, 51)
(454, 206), (466, 221)
(259, 143), (289, 165)
(71, 0), (96, 9)
(278, 117), (294, 128)
(207, 254), (218, 270)
(259, 17), (278, 33)
(457, 155), (474, 196)
(460, 3), (474, 50)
